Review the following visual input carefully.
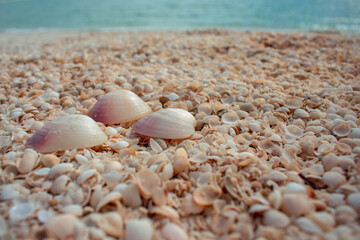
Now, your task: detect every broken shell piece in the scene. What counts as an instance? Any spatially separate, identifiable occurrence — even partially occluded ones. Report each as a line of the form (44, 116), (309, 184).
(89, 89), (152, 124)
(133, 108), (196, 139)
(137, 170), (161, 199)
(193, 185), (221, 206)
(125, 219), (153, 240)
(27, 115), (108, 153)
(96, 212), (123, 238)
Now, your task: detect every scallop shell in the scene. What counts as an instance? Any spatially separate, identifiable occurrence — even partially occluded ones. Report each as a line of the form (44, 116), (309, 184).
(133, 108), (196, 139)
(89, 89), (152, 124)
(27, 115), (108, 153)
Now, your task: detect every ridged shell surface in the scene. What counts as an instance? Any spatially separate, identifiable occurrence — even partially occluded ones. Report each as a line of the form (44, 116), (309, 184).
(89, 89), (152, 124)
(27, 115), (108, 153)
(133, 108), (196, 139)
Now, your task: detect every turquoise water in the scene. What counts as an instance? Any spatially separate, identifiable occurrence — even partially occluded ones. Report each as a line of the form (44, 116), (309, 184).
(0, 0), (359, 32)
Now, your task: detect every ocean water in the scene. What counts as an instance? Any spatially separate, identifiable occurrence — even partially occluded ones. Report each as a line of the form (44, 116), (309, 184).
(0, 0), (359, 32)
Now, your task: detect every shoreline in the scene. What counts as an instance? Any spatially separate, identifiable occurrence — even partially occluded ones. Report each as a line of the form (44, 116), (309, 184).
(0, 30), (359, 239)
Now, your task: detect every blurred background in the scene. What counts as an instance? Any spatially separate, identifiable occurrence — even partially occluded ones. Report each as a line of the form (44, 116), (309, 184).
(0, 0), (359, 32)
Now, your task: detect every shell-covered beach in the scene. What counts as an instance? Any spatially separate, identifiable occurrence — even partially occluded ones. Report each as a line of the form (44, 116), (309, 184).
(0, 30), (360, 239)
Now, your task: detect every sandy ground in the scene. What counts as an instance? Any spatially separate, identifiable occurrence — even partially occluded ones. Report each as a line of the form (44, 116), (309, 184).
(0, 30), (360, 239)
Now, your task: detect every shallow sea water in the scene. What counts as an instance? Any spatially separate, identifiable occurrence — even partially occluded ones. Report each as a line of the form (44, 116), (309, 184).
(0, 0), (359, 32)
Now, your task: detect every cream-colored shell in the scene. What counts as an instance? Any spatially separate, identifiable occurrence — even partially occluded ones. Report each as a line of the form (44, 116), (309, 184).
(133, 108), (196, 139)
(89, 89), (152, 124)
(27, 115), (108, 153)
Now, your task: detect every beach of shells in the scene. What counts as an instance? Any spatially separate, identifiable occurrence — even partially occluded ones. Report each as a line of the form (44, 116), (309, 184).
(0, 30), (359, 239)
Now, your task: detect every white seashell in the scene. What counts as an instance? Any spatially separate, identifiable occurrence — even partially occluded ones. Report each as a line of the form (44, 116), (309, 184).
(125, 219), (153, 240)
(27, 115), (108, 153)
(62, 204), (83, 217)
(323, 171), (346, 189)
(37, 209), (53, 223)
(347, 193), (360, 212)
(161, 223), (188, 240)
(9, 203), (35, 222)
(17, 148), (39, 174)
(45, 214), (81, 240)
(263, 210), (290, 228)
(133, 108), (196, 139)
(1, 185), (20, 200)
(295, 217), (323, 234)
(221, 111), (239, 125)
(284, 182), (307, 195)
(89, 89), (152, 124)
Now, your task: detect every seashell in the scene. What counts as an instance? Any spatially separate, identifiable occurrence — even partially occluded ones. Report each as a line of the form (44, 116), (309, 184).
(322, 171), (346, 189)
(332, 122), (351, 137)
(263, 210), (290, 228)
(162, 223), (188, 240)
(180, 194), (204, 215)
(61, 204), (83, 217)
(27, 115), (108, 153)
(149, 206), (180, 220)
(89, 89), (152, 124)
(136, 170), (161, 199)
(348, 128), (360, 139)
(9, 203), (35, 222)
(295, 217), (323, 234)
(221, 111), (239, 125)
(125, 219), (153, 240)
(173, 148), (189, 174)
(347, 193), (360, 212)
(248, 204), (270, 214)
(294, 109), (309, 118)
(96, 192), (122, 212)
(133, 108), (196, 139)
(122, 182), (142, 208)
(37, 209), (53, 223)
(50, 175), (71, 195)
(48, 163), (73, 179)
(45, 214), (81, 240)
(308, 212), (335, 232)
(284, 96), (303, 109)
(284, 182), (307, 195)
(193, 185), (221, 206)
(17, 148), (39, 174)
(0, 216), (7, 237)
(96, 212), (123, 237)
(282, 193), (312, 217)
(41, 154), (61, 167)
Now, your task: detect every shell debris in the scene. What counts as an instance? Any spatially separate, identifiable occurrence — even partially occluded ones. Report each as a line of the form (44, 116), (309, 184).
(1, 31), (360, 239)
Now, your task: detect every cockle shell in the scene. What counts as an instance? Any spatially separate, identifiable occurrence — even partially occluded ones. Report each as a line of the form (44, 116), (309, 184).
(133, 108), (196, 139)
(27, 115), (108, 153)
(89, 89), (152, 124)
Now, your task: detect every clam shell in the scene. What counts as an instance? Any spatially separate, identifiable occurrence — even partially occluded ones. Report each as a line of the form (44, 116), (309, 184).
(89, 89), (152, 124)
(133, 108), (196, 139)
(27, 115), (108, 153)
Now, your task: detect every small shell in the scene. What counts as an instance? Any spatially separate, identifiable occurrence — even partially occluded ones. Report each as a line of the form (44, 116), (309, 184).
(193, 185), (221, 206)
(332, 122), (351, 137)
(263, 210), (290, 228)
(125, 219), (153, 240)
(89, 89), (152, 124)
(136, 170), (161, 199)
(284, 96), (303, 109)
(17, 148), (39, 174)
(173, 148), (189, 174)
(27, 115), (108, 153)
(45, 214), (80, 239)
(96, 212), (123, 237)
(133, 108), (196, 139)
(162, 223), (188, 240)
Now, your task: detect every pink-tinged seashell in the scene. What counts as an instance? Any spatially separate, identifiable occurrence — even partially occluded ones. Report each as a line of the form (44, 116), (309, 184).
(133, 108), (196, 139)
(27, 115), (108, 153)
(89, 89), (152, 124)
